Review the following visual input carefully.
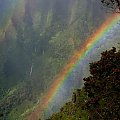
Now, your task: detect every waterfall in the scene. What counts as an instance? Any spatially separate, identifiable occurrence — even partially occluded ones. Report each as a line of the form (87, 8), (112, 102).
(29, 63), (33, 77)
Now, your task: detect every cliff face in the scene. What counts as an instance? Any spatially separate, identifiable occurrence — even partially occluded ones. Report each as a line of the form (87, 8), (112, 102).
(0, 0), (108, 119)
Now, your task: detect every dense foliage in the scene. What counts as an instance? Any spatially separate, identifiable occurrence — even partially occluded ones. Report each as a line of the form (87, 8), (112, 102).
(48, 47), (120, 120)
(84, 47), (120, 119)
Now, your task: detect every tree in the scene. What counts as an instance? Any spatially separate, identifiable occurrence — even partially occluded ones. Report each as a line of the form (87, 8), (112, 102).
(84, 47), (120, 119)
(101, 0), (120, 12)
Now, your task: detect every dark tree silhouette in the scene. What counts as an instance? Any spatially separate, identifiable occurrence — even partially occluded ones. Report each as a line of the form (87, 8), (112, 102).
(84, 47), (120, 120)
(101, 0), (120, 12)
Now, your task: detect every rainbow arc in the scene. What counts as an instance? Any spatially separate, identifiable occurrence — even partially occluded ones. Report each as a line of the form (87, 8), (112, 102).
(27, 13), (120, 120)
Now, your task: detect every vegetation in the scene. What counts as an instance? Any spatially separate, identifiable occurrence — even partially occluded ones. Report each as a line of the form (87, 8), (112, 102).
(101, 0), (120, 12)
(48, 47), (120, 120)
(47, 89), (89, 120)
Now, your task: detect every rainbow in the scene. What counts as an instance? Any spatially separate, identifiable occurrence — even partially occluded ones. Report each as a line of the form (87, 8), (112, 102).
(26, 13), (120, 120)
